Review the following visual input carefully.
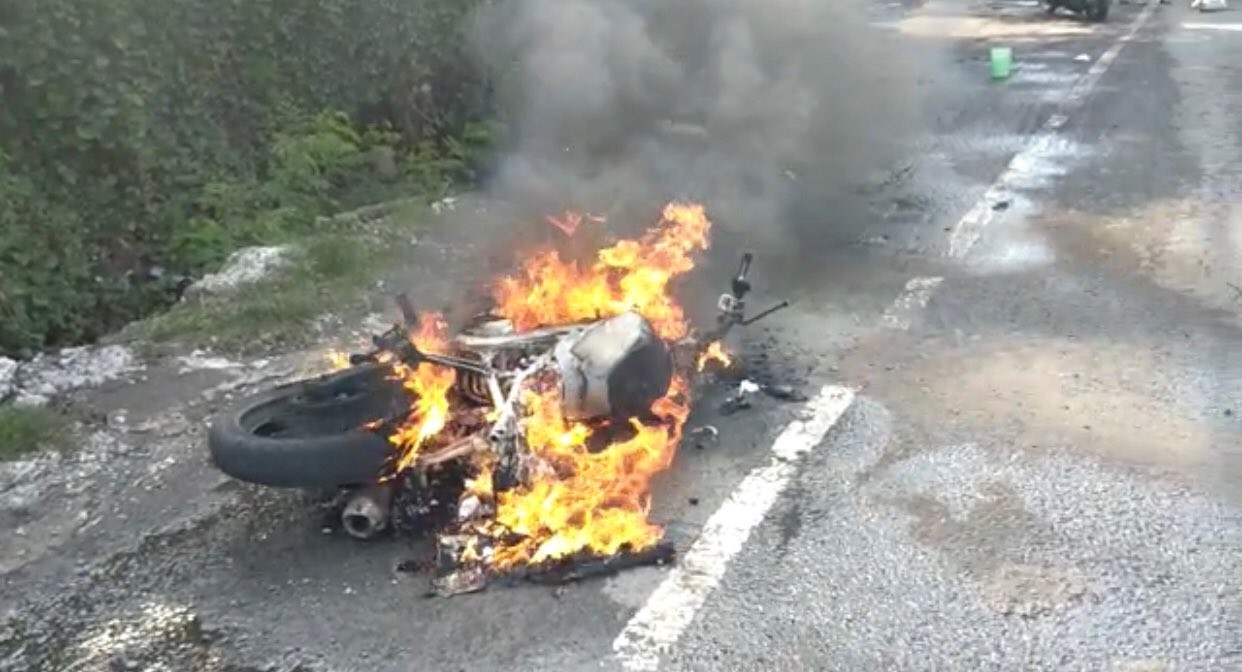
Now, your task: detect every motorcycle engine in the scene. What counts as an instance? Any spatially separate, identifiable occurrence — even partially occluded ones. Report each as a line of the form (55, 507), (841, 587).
(555, 311), (673, 422)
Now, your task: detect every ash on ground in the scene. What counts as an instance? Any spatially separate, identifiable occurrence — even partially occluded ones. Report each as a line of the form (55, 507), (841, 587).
(427, 534), (677, 597)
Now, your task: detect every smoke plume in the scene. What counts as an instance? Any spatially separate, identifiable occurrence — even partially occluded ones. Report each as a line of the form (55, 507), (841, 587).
(470, 0), (951, 256)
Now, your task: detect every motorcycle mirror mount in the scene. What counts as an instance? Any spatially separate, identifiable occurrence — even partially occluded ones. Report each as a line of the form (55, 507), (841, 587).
(729, 252), (790, 326)
(731, 252), (753, 300)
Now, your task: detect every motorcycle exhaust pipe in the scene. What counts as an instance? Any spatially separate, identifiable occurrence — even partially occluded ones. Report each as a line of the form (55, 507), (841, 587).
(341, 483), (393, 540)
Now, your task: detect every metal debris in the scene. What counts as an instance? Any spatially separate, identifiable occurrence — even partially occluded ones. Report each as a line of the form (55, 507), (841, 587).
(762, 383), (808, 402)
(391, 464), (470, 538)
(432, 564), (489, 597)
(719, 379), (760, 415)
(689, 425), (719, 450)
(428, 536), (677, 597)
(430, 534), (492, 597)
(519, 541), (676, 585)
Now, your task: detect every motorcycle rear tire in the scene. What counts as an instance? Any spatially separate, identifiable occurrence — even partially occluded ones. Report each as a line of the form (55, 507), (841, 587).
(207, 362), (405, 488)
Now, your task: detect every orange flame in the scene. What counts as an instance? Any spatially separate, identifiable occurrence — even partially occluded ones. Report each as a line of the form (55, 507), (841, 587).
(492, 202), (710, 341)
(381, 201), (714, 568)
(479, 202), (711, 567)
(488, 378), (691, 568)
(546, 211), (604, 237)
(327, 351), (351, 370)
(697, 341), (732, 371)
(388, 314), (456, 473)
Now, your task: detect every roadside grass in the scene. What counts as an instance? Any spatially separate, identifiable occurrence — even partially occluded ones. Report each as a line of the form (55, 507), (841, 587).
(128, 205), (429, 355)
(0, 405), (67, 462)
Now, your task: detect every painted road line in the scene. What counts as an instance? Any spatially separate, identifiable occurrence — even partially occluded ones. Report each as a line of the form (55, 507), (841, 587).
(612, 385), (857, 672)
(947, 0), (1158, 259)
(877, 0), (1161, 332)
(1181, 22), (1242, 32)
(881, 276), (945, 330)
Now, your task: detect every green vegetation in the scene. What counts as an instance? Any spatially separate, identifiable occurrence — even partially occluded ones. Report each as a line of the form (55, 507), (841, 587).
(131, 221), (419, 354)
(0, 406), (67, 461)
(0, 0), (498, 358)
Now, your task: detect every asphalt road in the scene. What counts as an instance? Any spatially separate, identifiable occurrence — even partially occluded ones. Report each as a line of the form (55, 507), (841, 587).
(3, 2), (1240, 671)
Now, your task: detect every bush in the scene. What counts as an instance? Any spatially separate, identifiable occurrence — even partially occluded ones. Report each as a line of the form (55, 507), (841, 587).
(0, 405), (67, 461)
(0, 0), (494, 357)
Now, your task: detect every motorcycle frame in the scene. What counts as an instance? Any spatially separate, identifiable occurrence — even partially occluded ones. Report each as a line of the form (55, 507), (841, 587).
(355, 252), (786, 485)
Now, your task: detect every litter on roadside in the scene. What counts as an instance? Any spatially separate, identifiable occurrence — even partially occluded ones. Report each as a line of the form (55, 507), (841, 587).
(719, 379), (809, 415)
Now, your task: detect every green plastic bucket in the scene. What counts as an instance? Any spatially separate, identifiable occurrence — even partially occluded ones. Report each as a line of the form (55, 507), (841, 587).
(990, 47), (1013, 80)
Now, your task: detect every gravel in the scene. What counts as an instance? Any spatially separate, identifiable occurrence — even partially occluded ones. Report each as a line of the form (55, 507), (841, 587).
(667, 404), (1242, 672)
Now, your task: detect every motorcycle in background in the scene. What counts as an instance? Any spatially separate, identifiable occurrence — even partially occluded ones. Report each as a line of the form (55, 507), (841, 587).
(1045, 0), (1111, 21)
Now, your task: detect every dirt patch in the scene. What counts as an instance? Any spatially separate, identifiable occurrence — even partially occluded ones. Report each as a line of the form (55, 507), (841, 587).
(890, 480), (1062, 576)
(981, 562), (1090, 618)
(849, 334), (1219, 474)
(1037, 199), (1242, 326)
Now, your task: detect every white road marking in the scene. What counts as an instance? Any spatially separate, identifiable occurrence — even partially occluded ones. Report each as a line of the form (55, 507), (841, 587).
(881, 276), (945, 329)
(611, 385), (856, 672)
(1182, 22), (1242, 32)
(884, 0), (1159, 330)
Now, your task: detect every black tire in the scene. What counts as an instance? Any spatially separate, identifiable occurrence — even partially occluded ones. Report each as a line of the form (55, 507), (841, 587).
(1087, 0), (1109, 20)
(207, 362), (408, 488)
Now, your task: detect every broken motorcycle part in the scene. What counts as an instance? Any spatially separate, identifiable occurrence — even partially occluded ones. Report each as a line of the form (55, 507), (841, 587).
(431, 534), (493, 597)
(341, 482), (394, 540)
(556, 311), (673, 422)
(518, 541), (676, 585)
(702, 253), (791, 344)
(207, 363), (406, 488)
(429, 535), (675, 596)
(689, 425), (720, 449)
(209, 250), (770, 489)
(392, 465), (471, 537)
(416, 433), (488, 467)
(720, 379), (760, 415)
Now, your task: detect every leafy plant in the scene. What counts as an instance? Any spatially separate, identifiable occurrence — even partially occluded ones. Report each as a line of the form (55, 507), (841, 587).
(0, 406), (68, 461)
(133, 229), (412, 354)
(0, 0), (495, 358)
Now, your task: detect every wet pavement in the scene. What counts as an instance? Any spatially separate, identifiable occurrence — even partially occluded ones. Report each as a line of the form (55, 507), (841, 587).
(3, 1), (1241, 671)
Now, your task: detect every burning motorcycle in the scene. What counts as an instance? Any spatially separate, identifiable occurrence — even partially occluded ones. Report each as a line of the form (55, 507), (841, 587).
(1045, 0), (1110, 21)
(206, 203), (785, 585)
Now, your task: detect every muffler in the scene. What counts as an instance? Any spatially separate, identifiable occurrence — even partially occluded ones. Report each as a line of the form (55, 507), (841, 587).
(341, 483), (393, 540)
